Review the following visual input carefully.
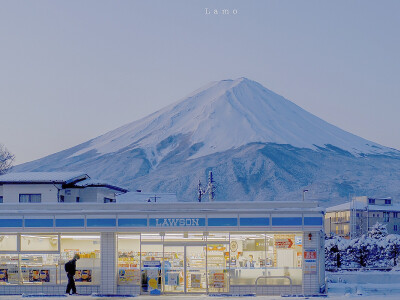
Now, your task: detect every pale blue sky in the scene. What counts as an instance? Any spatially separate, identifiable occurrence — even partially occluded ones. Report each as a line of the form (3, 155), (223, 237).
(1, 0), (399, 164)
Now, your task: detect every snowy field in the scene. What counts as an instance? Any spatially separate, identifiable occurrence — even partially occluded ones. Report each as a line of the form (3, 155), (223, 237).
(1, 295), (400, 300)
(1, 271), (400, 300)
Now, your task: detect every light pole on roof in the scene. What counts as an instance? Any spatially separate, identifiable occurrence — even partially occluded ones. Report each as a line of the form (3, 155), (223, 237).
(303, 189), (309, 202)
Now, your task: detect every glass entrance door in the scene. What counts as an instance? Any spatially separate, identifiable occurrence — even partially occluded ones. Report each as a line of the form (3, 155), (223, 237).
(163, 244), (207, 293)
(163, 245), (185, 293)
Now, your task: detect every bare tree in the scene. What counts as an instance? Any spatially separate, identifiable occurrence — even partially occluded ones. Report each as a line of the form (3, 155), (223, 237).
(0, 144), (14, 175)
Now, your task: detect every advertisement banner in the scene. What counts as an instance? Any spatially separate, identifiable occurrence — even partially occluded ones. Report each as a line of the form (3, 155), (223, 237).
(304, 250), (317, 275)
(0, 269), (8, 282)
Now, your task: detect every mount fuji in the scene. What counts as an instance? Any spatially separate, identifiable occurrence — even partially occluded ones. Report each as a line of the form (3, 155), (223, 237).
(14, 78), (400, 205)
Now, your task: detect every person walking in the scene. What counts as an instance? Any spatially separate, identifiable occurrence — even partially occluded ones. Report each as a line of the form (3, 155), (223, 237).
(65, 254), (80, 295)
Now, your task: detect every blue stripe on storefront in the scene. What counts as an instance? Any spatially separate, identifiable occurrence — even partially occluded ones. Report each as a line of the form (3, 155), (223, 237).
(0, 219), (23, 227)
(240, 217), (269, 226)
(25, 219), (54, 227)
(272, 217), (302, 226)
(208, 218), (237, 227)
(87, 219), (116, 227)
(55, 219), (85, 227)
(304, 217), (323, 226)
(118, 218), (148, 227)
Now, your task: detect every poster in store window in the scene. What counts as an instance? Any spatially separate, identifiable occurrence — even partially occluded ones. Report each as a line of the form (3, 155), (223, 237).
(29, 270), (50, 282)
(191, 274), (201, 288)
(167, 272), (179, 286)
(75, 269), (92, 282)
(0, 269), (8, 282)
(213, 273), (225, 288)
(119, 269), (140, 285)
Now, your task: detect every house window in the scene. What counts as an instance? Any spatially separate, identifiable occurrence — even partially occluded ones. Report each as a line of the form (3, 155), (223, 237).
(369, 198), (375, 204)
(384, 212), (390, 222)
(59, 195), (65, 203)
(394, 225), (398, 231)
(394, 212), (399, 218)
(104, 197), (115, 203)
(76, 197), (80, 203)
(19, 194), (41, 203)
(0, 196), (3, 203)
(356, 213), (360, 217)
(385, 199), (392, 205)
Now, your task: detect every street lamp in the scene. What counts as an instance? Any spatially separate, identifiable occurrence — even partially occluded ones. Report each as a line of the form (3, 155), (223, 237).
(303, 189), (309, 201)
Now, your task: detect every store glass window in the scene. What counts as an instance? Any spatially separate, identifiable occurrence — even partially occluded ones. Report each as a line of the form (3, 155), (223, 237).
(0, 235), (17, 251)
(207, 232), (229, 293)
(117, 234), (140, 285)
(0, 254), (19, 284)
(229, 233), (266, 285)
(21, 235), (59, 252)
(60, 234), (100, 285)
(20, 254), (60, 284)
(140, 234), (163, 294)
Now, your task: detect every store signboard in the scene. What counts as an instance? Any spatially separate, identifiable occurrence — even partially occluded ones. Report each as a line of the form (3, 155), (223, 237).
(150, 218), (205, 227)
(275, 239), (293, 248)
(295, 236), (302, 245)
(304, 249), (317, 275)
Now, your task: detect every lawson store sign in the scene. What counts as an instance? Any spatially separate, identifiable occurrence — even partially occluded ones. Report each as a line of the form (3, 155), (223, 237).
(150, 218), (206, 227)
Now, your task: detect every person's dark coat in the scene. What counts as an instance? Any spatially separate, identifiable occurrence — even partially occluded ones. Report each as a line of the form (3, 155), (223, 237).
(66, 258), (78, 294)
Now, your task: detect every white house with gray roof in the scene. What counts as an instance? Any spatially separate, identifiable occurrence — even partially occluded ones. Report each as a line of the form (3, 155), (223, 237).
(0, 172), (128, 204)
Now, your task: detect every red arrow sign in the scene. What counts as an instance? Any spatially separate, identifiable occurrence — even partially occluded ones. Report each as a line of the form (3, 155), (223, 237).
(275, 239), (293, 248)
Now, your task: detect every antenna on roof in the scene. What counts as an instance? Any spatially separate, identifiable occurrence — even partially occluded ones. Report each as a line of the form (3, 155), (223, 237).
(148, 195), (160, 203)
(197, 171), (216, 202)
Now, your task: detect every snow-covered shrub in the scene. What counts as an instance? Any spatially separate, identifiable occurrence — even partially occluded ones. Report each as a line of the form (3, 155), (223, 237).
(383, 234), (400, 267)
(325, 235), (350, 270)
(368, 222), (388, 239)
(325, 222), (400, 270)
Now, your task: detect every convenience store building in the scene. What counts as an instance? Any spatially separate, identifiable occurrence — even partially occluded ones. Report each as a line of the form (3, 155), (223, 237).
(0, 172), (326, 296)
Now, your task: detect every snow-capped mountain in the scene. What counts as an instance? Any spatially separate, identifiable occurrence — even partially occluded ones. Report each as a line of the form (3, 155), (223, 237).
(14, 78), (400, 205)
(68, 77), (393, 162)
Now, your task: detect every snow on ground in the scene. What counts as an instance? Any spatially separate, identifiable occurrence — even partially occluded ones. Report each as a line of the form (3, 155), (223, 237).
(1, 271), (400, 299)
(2, 295), (400, 300)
